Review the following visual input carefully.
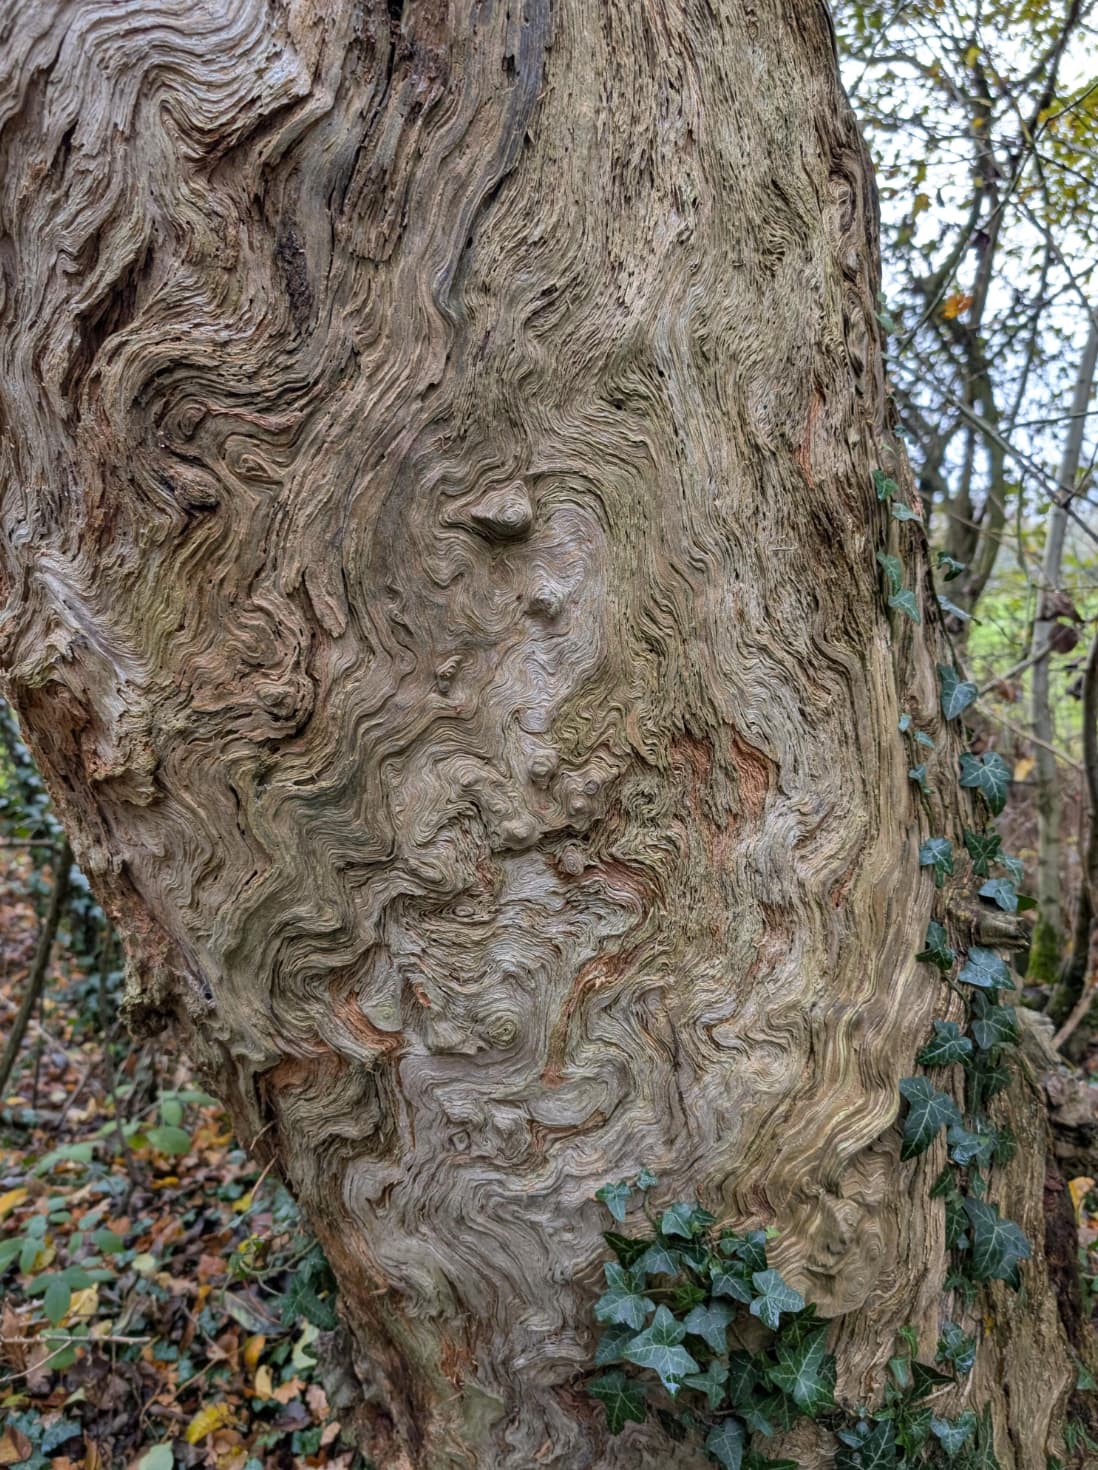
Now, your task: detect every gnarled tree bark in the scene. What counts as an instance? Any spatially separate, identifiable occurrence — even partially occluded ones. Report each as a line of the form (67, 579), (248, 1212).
(0, 2), (1085, 1466)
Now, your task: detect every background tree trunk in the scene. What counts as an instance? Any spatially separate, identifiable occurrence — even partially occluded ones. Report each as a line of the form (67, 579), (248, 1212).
(0, 2), (1084, 1466)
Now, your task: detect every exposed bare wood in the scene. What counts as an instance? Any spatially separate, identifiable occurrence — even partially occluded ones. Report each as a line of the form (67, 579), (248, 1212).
(0, 3), (1081, 1466)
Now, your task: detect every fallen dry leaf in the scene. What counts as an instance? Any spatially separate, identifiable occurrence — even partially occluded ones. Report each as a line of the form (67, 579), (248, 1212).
(185, 1402), (236, 1445)
(271, 1373), (306, 1406)
(0, 1429), (32, 1466)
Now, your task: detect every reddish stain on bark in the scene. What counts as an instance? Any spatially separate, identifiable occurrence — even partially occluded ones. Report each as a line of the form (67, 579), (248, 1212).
(329, 987), (406, 1056)
(794, 389), (823, 489)
(728, 732), (774, 821)
(541, 943), (645, 1086)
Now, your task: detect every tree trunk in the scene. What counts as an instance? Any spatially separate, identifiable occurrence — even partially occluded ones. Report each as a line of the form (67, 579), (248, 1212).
(0, 3), (1085, 1467)
(1030, 320), (1098, 993)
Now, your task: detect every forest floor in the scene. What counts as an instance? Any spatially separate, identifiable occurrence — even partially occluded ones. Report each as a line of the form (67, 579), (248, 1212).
(0, 851), (367, 1470)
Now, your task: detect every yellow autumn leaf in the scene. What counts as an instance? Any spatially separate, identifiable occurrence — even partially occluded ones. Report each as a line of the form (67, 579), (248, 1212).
(243, 1333), (266, 1375)
(1014, 755), (1036, 782)
(912, 192), (930, 217)
(963, 44), (979, 66)
(254, 1363), (274, 1399)
(942, 292), (974, 320)
(0, 1187), (27, 1221)
(68, 1285), (99, 1319)
(1069, 1176), (1095, 1220)
(184, 1403), (235, 1444)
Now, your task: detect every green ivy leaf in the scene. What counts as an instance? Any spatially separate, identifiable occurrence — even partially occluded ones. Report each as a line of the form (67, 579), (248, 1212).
(596, 1181), (632, 1222)
(898, 713), (912, 732)
(876, 551), (903, 589)
(623, 1305), (699, 1393)
(603, 1232), (650, 1269)
(916, 921), (955, 971)
(683, 1357), (729, 1409)
(889, 589), (921, 623)
(661, 1201), (716, 1240)
(939, 665), (978, 721)
(959, 752), (1010, 815)
(146, 1124), (192, 1156)
(727, 1230), (769, 1274)
(594, 1326), (633, 1366)
(914, 729), (935, 748)
(706, 1417), (747, 1470)
(947, 1122), (995, 1169)
(978, 877), (1017, 912)
(766, 1328), (835, 1414)
(891, 501), (920, 523)
(634, 1167), (659, 1191)
(908, 764), (929, 792)
(873, 469), (899, 501)
(898, 1076), (961, 1158)
(917, 1020), (972, 1067)
(936, 551), (966, 581)
(971, 1051), (1011, 1100)
(635, 1240), (680, 1277)
(964, 829), (1002, 876)
(670, 1278), (707, 1312)
(888, 1354), (913, 1390)
(43, 1275), (71, 1326)
(963, 1198), (1030, 1285)
(710, 1261), (753, 1302)
(931, 1412), (978, 1457)
(936, 1322), (976, 1375)
(836, 1419), (898, 1469)
(895, 1403), (934, 1456)
(911, 1360), (953, 1398)
(937, 594), (972, 622)
(595, 1264), (655, 1331)
(587, 1371), (647, 1433)
(747, 1388), (799, 1435)
(999, 853), (1024, 884)
(944, 1195), (970, 1251)
(919, 837), (953, 887)
(971, 1005), (1017, 1051)
(958, 947), (1014, 993)
(726, 1351), (759, 1408)
(748, 1269), (804, 1330)
(683, 1300), (734, 1353)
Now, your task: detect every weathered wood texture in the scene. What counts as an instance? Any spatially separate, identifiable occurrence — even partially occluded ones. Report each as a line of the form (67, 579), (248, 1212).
(0, 2), (1079, 1465)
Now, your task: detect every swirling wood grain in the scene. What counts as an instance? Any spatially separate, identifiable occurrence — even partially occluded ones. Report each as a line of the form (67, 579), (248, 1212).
(0, 2), (1076, 1464)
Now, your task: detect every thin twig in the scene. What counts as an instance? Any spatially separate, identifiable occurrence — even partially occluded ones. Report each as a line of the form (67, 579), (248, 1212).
(978, 707), (1083, 772)
(0, 839), (73, 1098)
(977, 642), (1054, 696)
(1053, 973), (1098, 1051)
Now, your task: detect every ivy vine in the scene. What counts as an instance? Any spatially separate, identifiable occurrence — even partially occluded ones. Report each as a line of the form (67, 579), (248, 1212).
(584, 1174), (996, 1467)
(579, 468), (1051, 1467)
